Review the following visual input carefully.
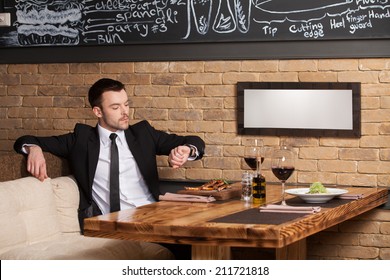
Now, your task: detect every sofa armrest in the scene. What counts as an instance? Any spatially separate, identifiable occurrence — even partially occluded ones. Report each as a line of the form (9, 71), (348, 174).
(0, 152), (71, 182)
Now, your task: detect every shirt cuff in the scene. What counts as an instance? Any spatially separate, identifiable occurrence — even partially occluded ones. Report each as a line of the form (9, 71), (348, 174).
(21, 144), (37, 154)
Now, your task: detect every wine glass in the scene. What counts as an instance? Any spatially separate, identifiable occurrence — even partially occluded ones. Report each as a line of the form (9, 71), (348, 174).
(271, 145), (295, 205)
(244, 139), (264, 176)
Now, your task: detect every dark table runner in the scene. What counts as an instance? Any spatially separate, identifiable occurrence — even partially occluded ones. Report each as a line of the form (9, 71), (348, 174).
(210, 208), (306, 225)
(209, 197), (351, 225)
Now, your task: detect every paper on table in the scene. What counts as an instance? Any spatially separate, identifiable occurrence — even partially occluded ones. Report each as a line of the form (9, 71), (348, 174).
(338, 193), (364, 199)
(159, 192), (216, 203)
(259, 204), (321, 214)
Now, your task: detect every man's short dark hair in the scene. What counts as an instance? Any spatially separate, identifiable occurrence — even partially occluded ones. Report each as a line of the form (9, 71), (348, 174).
(88, 78), (125, 108)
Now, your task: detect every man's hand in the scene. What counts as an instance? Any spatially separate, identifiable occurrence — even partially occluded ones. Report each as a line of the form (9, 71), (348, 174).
(168, 145), (191, 169)
(26, 145), (48, 181)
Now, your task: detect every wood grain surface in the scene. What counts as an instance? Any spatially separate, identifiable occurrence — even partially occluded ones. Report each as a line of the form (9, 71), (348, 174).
(84, 185), (388, 259)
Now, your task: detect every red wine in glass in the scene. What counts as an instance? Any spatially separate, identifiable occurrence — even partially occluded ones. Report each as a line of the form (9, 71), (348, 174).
(244, 157), (264, 171)
(271, 145), (295, 205)
(272, 166), (295, 182)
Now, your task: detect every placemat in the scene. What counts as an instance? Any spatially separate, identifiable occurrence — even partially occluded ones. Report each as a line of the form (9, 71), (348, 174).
(209, 208), (307, 225)
(209, 197), (351, 225)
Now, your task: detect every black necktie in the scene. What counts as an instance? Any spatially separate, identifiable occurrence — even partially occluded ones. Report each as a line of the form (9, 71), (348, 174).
(109, 133), (120, 212)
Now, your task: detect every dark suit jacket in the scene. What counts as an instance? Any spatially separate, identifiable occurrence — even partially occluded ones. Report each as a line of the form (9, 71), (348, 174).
(14, 120), (205, 227)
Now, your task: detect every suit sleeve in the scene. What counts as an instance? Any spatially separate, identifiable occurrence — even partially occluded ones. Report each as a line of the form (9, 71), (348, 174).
(14, 131), (76, 158)
(139, 121), (205, 160)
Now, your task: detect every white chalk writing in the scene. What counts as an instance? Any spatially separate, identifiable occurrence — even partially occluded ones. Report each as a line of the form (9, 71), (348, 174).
(1, 0), (388, 47)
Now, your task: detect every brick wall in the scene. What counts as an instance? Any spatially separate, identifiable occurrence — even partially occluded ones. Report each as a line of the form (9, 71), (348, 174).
(0, 58), (389, 259)
(308, 208), (390, 259)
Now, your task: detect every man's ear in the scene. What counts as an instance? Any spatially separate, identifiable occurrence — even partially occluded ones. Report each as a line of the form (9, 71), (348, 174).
(92, 106), (102, 118)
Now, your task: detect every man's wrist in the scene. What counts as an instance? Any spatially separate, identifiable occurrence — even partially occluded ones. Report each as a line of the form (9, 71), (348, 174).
(22, 144), (37, 154)
(184, 144), (199, 159)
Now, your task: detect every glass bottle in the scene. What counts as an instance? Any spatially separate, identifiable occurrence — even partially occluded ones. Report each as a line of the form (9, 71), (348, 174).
(252, 150), (266, 205)
(252, 173), (266, 205)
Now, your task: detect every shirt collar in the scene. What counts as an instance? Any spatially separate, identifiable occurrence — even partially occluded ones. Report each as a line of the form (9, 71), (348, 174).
(97, 124), (125, 147)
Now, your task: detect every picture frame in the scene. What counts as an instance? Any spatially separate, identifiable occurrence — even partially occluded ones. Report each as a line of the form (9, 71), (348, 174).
(237, 82), (361, 138)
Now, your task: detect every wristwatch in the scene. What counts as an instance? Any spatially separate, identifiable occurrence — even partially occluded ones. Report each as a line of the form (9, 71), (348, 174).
(184, 144), (198, 158)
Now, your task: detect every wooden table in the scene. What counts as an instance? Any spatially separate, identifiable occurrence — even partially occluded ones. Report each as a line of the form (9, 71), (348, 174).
(84, 185), (388, 260)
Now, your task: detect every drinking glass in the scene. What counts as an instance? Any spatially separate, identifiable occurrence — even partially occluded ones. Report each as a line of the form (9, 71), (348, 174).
(271, 145), (295, 205)
(243, 139), (264, 176)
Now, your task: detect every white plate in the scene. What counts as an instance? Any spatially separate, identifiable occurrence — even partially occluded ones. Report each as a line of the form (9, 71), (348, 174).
(285, 188), (348, 203)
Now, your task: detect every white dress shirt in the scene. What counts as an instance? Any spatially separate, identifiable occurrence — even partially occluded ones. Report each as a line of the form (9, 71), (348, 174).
(21, 124), (199, 215)
(92, 125), (155, 214)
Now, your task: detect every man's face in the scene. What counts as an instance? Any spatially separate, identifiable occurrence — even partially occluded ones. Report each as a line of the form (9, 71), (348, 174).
(93, 89), (130, 132)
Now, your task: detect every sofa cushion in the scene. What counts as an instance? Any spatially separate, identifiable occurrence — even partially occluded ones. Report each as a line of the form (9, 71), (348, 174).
(51, 176), (80, 233)
(0, 177), (61, 255)
(0, 235), (175, 260)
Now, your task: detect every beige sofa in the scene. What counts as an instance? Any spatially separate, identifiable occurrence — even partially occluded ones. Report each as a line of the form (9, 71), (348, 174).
(0, 153), (174, 260)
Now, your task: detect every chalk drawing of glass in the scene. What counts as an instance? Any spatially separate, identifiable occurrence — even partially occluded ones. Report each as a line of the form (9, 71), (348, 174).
(191, 0), (213, 35)
(213, 0), (237, 33)
(234, 0), (252, 33)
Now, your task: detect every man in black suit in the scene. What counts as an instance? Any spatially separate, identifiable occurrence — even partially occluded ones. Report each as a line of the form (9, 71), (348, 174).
(14, 78), (205, 230)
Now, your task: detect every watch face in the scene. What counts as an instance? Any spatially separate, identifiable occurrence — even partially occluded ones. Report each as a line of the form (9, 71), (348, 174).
(185, 145), (195, 157)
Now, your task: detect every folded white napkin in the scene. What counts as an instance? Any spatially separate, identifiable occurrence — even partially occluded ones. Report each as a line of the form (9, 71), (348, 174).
(338, 193), (364, 200)
(159, 192), (216, 203)
(259, 204), (321, 214)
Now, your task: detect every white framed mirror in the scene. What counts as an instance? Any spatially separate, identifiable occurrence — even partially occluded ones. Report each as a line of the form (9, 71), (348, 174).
(237, 82), (361, 137)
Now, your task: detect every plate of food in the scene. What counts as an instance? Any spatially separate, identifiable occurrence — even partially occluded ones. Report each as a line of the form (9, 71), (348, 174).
(183, 179), (231, 192)
(285, 182), (348, 203)
(177, 179), (241, 200)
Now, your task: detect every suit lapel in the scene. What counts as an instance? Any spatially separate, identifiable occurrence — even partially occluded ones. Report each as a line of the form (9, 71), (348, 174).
(88, 127), (100, 188)
(124, 129), (145, 174)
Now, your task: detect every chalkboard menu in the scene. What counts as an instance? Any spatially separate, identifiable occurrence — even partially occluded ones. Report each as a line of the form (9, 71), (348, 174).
(0, 0), (389, 63)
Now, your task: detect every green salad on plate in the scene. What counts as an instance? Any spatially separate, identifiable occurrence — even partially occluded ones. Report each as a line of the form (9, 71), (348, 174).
(308, 182), (328, 194)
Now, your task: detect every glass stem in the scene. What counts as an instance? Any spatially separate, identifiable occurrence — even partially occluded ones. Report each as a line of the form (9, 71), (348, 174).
(281, 181), (286, 205)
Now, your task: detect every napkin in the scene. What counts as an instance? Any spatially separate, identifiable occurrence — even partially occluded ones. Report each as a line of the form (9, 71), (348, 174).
(159, 192), (216, 203)
(259, 204), (321, 214)
(337, 193), (364, 200)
